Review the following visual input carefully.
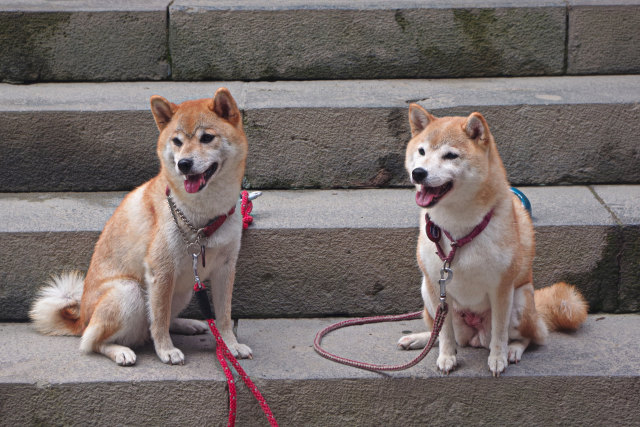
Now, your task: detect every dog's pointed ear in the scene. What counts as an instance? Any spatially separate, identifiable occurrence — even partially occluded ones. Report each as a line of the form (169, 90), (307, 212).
(150, 96), (176, 131)
(210, 88), (241, 126)
(464, 112), (491, 144)
(409, 104), (435, 137)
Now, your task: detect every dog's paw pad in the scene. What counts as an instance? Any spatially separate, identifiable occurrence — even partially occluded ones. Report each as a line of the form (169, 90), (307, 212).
(158, 347), (185, 365)
(397, 332), (431, 350)
(437, 354), (457, 374)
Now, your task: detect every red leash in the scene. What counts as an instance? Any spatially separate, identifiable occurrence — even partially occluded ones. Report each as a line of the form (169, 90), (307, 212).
(171, 189), (277, 426)
(240, 191), (254, 229)
(194, 282), (278, 427)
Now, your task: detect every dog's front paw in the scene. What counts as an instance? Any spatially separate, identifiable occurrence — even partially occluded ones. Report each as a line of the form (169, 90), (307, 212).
(488, 351), (508, 377)
(115, 348), (137, 366)
(398, 332), (431, 350)
(157, 347), (185, 365)
(437, 353), (457, 374)
(227, 343), (253, 359)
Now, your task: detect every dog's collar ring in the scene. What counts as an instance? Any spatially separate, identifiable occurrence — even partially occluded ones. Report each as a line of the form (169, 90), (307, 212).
(186, 241), (202, 257)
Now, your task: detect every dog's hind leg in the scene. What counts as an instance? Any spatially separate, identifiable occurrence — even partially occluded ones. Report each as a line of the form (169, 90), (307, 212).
(508, 338), (530, 364)
(170, 318), (209, 335)
(506, 284), (544, 364)
(169, 286), (209, 335)
(397, 331), (432, 350)
(80, 279), (148, 366)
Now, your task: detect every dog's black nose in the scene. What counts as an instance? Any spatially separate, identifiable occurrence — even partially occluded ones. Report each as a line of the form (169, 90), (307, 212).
(177, 159), (193, 174)
(412, 168), (428, 183)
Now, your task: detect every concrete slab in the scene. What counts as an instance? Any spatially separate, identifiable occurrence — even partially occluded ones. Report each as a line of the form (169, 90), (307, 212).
(593, 185), (640, 312)
(0, 323), (228, 426)
(568, 1), (640, 74)
(1, 315), (639, 425)
(0, 186), (630, 320)
(0, 1), (170, 83)
(234, 314), (640, 425)
(1, 76), (639, 191)
(169, 0), (565, 80)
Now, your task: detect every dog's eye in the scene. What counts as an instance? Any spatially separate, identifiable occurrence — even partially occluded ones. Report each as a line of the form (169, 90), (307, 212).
(418, 148), (425, 156)
(443, 152), (459, 160)
(172, 137), (182, 147)
(200, 133), (214, 143)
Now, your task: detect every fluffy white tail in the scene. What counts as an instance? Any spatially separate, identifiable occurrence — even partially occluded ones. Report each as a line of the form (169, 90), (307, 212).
(29, 271), (85, 336)
(534, 282), (588, 332)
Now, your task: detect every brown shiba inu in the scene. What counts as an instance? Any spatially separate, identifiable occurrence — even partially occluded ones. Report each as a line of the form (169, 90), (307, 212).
(397, 104), (588, 376)
(30, 88), (252, 365)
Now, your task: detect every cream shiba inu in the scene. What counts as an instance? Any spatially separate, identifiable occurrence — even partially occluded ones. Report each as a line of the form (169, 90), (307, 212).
(30, 88), (252, 365)
(398, 104), (588, 376)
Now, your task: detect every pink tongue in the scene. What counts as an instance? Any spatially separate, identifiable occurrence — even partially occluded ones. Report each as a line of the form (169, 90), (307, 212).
(184, 174), (205, 193)
(415, 186), (437, 207)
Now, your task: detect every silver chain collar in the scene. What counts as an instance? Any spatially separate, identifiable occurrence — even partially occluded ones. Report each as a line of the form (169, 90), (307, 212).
(167, 194), (206, 256)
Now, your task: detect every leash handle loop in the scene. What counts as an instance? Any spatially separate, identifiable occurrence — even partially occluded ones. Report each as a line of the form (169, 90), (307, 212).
(313, 303), (448, 372)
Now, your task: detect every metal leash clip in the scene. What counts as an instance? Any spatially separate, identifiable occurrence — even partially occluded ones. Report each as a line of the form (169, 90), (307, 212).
(439, 261), (453, 308)
(192, 253), (203, 290)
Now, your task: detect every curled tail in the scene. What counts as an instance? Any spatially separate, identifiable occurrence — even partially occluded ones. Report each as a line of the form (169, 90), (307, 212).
(29, 271), (85, 336)
(534, 282), (588, 332)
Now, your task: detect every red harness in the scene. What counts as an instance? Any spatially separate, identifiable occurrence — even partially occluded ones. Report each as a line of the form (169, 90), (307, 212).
(425, 208), (494, 265)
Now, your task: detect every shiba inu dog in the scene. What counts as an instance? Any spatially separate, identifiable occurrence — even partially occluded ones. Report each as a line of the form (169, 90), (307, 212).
(30, 88), (252, 366)
(397, 104), (588, 376)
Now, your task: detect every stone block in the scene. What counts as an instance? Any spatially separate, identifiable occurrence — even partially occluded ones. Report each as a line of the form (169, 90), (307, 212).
(568, 1), (640, 74)
(0, 1), (170, 82)
(169, 0), (565, 80)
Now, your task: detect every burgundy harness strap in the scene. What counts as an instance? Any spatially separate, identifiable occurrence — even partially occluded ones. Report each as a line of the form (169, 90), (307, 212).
(426, 208), (494, 264)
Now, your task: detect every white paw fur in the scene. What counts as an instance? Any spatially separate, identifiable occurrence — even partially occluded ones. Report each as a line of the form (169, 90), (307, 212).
(437, 353), (457, 374)
(227, 342), (253, 359)
(488, 351), (508, 376)
(170, 318), (210, 335)
(508, 341), (526, 364)
(397, 332), (432, 350)
(157, 347), (185, 365)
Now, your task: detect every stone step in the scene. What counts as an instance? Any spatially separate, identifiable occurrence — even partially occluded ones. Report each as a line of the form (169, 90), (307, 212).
(2, 1), (639, 82)
(2, 75), (640, 192)
(1, 185), (638, 321)
(1, 314), (639, 425)
(0, 0), (170, 83)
